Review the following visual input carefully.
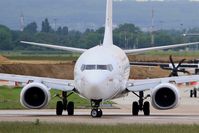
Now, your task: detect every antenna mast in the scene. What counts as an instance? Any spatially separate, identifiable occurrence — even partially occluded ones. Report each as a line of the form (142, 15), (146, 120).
(20, 13), (24, 31)
(151, 8), (155, 46)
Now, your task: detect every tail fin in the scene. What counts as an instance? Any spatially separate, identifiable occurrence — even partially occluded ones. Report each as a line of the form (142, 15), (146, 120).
(103, 0), (113, 45)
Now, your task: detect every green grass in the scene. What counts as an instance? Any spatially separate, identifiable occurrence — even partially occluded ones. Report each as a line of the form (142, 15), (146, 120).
(0, 86), (90, 109)
(0, 122), (198, 133)
(5, 54), (79, 61)
(6, 56), (78, 61)
(0, 50), (80, 61)
(1, 50), (199, 61)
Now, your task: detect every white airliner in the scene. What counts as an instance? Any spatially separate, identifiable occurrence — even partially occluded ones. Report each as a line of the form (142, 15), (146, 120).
(1, 0), (199, 117)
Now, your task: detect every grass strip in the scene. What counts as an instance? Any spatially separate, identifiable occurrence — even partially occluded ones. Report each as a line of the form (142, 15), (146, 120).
(0, 122), (198, 133)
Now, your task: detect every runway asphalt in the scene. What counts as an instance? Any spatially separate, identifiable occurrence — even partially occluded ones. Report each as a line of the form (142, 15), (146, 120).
(0, 86), (199, 125)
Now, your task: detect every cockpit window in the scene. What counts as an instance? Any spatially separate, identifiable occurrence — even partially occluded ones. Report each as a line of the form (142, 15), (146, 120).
(97, 65), (108, 70)
(85, 65), (96, 70)
(108, 64), (113, 71)
(81, 64), (113, 71)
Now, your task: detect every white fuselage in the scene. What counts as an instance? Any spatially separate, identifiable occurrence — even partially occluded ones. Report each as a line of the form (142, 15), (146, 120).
(74, 44), (130, 101)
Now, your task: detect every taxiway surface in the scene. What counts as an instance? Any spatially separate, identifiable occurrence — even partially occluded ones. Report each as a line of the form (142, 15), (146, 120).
(0, 86), (199, 125)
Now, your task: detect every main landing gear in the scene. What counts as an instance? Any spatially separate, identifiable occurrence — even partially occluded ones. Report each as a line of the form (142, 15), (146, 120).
(56, 91), (74, 116)
(90, 100), (103, 118)
(190, 88), (197, 98)
(132, 91), (150, 116)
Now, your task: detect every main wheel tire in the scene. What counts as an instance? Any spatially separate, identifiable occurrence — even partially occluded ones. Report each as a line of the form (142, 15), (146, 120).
(190, 90), (193, 98)
(91, 109), (98, 118)
(194, 89), (197, 98)
(143, 101), (150, 116)
(132, 102), (139, 116)
(56, 101), (63, 116)
(67, 102), (74, 116)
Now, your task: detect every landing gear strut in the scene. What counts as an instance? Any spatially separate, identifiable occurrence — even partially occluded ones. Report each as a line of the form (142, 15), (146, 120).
(90, 100), (103, 118)
(190, 88), (197, 98)
(132, 91), (150, 116)
(56, 91), (74, 116)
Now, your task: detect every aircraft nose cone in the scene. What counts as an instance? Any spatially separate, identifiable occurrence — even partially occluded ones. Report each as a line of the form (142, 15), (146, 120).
(82, 72), (109, 99)
(85, 73), (105, 87)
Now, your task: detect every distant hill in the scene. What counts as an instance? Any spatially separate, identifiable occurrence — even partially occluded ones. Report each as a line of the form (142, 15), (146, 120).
(1, 0), (199, 31)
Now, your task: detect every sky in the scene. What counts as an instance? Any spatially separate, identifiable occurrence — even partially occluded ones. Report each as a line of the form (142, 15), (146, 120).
(1, 0), (199, 31)
(113, 0), (199, 1)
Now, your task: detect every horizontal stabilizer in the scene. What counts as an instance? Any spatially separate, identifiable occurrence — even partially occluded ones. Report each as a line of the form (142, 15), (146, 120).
(124, 42), (199, 55)
(21, 41), (87, 53)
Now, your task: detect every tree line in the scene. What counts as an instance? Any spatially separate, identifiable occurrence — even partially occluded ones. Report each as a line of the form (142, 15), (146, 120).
(1, 18), (199, 51)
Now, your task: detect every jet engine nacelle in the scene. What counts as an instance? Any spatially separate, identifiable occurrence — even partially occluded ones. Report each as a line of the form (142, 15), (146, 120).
(20, 82), (51, 109)
(151, 83), (180, 110)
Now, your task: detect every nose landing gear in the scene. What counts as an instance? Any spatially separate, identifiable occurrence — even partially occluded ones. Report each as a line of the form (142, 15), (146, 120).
(91, 100), (103, 118)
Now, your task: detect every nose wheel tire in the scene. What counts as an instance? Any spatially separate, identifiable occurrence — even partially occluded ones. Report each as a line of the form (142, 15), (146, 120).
(98, 109), (103, 117)
(91, 109), (103, 118)
(56, 101), (63, 116)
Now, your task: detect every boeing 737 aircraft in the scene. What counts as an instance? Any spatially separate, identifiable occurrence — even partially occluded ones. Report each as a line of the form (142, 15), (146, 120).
(1, 0), (199, 117)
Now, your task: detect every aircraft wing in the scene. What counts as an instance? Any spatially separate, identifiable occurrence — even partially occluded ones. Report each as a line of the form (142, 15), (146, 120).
(127, 75), (199, 92)
(20, 41), (87, 53)
(124, 42), (199, 55)
(0, 73), (74, 91)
